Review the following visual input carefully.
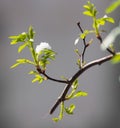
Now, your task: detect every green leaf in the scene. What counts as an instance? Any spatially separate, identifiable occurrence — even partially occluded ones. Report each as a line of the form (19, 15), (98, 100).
(65, 104), (75, 115)
(29, 71), (45, 84)
(83, 1), (97, 17)
(16, 59), (35, 65)
(104, 17), (115, 23)
(17, 34), (27, 42)
(32, 77), (40, 83)
(18, 42), (28, 53)
(38, 49), (56, 70)
(72, 79), (79, 90)
(52, 118), (59, 122)
(83, 11), (93, 17)
(38, 49), (56, 60)
(83, 5), (90, 10)
(10, 40), (18, 45)
(9, 33), (27, 45)
(9, 36), (18, 45)
(97, 16), (115, 26)
(80, 30), (89, 39)
(66, 79), (82, 100)
(31, 74), (44, 84)
(10, 63), (20, 69)
(39, 59), (50, 70)
(11, 58), (35, 69)
(77, 59), (81, 68)
(9, 35), (18, 39)
(66, 88), (76, 100)
(72, 91), (88, 98)
(28, 26), (35, 39)
(59, 102), (64, 120)
(106, 0), (120, 14)
(112, 54), (120, 64)
(28, 70), (38, 75)
(96, 19), (105, 26)
(52, 102), (64, 122)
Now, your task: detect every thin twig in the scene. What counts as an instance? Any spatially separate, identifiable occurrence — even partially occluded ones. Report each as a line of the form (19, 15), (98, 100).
(36, 66), (69, 84)
(77, 22), (89, 66)
(43, 73), (69, 84)
(49, 52), (120, 114)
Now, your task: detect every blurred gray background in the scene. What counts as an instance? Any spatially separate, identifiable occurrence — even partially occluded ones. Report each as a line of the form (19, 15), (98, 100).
(0, 0), (120, 128)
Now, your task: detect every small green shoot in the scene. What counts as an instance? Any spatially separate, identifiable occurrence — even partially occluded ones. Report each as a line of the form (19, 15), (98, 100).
(83, 1), (115, 36)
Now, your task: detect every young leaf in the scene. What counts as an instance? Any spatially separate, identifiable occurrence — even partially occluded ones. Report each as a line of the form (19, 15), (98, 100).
(111, 53), (120, 64)
(97, 16), (115, 27)
(31, 72), (45, 84)
(17, 34), (27, 42)
(83, 11), (93, 17)
(16, 59), (35, 65)
(80, 30), (89, 39)
(18, 42), (28, 53)
(38, 49), (56, 70)
(28, 70), (38, 75)
(10, 40), (18, 45)
(72, 91), (88, 98)
(66, 87), (78, 100)
(104, 17), (115, 23)
(77, 59), (81, 68)
(65, 104), (75, 115)
(72, 79), (79, 90)
(59, 102), (64, 120)
(83, 1), (97, 17)
(9, 33), (27, 45)
(11, 58), (35, 69)
(28, 26), (35, 39)
(32, 77), (40, 83)
(9, 35), (18, 39)
(83, 5), (90, 10)
(10, 63), (20, 69)
(52, 118), (59, 122)
(52, 102), (64, 122)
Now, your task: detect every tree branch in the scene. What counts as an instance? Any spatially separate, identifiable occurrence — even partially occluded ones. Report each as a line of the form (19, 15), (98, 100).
(77, 22), (88, 64)
(43, 72), (69, 84)
(49, 52), (120, 114)
(36, 66), (69, 84)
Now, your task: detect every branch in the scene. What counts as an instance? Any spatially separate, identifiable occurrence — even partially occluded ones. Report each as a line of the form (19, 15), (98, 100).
(36, 66), (69, 84)
(43, 72), (69, 84)
(49, 52), (120, 114)
(77, 22), (88, 64)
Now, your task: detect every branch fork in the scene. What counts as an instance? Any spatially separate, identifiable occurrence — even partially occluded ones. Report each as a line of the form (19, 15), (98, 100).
(36, 22), (119, 115)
